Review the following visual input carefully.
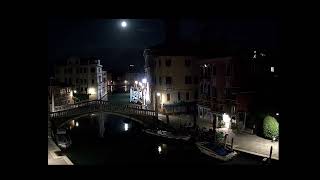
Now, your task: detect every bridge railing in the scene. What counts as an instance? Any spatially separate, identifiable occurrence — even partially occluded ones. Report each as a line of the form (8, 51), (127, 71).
(49, 100), (156, 119)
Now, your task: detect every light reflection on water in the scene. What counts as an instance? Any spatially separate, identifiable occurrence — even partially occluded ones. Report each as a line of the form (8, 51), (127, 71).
(63, 113), (206, 165)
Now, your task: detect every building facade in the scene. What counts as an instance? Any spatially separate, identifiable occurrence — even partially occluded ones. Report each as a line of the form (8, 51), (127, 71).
(144, 49), (199, 114)
(54, 57), (107, 101)
(197, 56), (243, 129)
(196, 49), (279, 131)
(48, 81), (74, 112)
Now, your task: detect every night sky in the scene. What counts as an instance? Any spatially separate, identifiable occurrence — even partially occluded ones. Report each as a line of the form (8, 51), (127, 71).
(48, 18), (279, 75)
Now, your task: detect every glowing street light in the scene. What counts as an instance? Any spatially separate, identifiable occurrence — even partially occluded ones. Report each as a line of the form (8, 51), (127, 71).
(158, 146), (162, 154)
(276, 113), (279, 116)
(142, 78), (147, 84)
(135, 81), (138, 85)
(75, 122), (79, 127)
(157, 92), (161, 97)
(124, 80), (128, 84)
(222, 113), (231, 128)
(73, 90), (77, 94)
(124, 123), (128, 131)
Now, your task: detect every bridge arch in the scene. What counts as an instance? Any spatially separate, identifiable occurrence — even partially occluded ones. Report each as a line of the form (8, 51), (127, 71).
(49, 100), (157, 129)
(58, 111), (145, 128)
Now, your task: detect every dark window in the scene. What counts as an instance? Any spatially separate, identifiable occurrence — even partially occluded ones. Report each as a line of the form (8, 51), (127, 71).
(84, 68), (87, 73)
(64, 68), (67, 74)
(154, 76), (157, 85)
(167, 93), (170, 101)
(200, 83), (203, 93)
(80, 68), (82, 73)
(165, 59), (171, 67)
(76, 68), (79, 74)
(69, 78), (72, 84)
(85, 88), (87, 92)
(159, 76), (162, 85)
(99, 76), (102, 83)
(80, 79), (83, 84)
(212, 87), (217, 97)
(226, 64), (231, 76)
(159, 59), (161, 67)
(178, 92), (181, 101)
(194, 76), (198, 84)
(185, 59), (191, 67)
(185, 76), (192, 84)
(208, 84), (211, 96)
(81, 87), (83, 92)
(92, 79), (95, 84)
(186, 92), (190, 100)
(55, 69), (60, 74)
(166, 77), (172, 85)
(91, 67), (95, 73)
(212, 66), (216, 75)
(84, 79), (87, 84)
(194, 91), (198, 99)
(103, 78), (106, 82)
(68, 68), (72, 74)
(64, 78), (67, 83)
(76, 79), (79, 84)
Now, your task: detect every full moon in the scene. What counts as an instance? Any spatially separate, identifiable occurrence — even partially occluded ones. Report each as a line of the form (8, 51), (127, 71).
(121, 21), (127, 28)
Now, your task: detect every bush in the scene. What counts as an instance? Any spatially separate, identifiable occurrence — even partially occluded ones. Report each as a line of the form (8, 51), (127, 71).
(215, 131), (225, 144)
(263, 116), (279, 139)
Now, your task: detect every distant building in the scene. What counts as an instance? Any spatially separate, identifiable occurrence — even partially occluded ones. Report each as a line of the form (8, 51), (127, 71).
(54, 57), (107, 101)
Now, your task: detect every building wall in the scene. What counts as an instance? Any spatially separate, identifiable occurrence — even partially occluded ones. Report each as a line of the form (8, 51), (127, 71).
(145, 55), (199, 112)
(54, 57), (107, 101)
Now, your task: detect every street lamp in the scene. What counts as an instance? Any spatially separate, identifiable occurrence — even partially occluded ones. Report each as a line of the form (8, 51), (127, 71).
(155, 92), (160, 119)
(142, 78), (147, 84)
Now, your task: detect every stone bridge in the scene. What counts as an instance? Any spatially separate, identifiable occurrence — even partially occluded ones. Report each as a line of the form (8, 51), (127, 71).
(49, 100), (158, 128)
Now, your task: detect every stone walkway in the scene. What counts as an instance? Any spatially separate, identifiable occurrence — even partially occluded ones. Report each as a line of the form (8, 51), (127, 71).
(158, 113), (279, 160)
(48, 137), (73, 165)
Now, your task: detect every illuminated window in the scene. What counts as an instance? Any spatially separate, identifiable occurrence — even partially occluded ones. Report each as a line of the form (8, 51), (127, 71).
(271, 66), (275, 72)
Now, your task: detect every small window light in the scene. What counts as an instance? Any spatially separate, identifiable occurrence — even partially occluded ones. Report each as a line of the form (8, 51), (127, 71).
(271, 67), (275, 72)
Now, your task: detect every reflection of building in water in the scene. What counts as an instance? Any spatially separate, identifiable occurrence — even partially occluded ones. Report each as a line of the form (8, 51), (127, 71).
(97, 113), (106, 138)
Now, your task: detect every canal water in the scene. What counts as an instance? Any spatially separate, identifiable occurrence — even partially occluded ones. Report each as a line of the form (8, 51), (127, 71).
(63, 113), (215, 165)
(61, 91), (271, 165)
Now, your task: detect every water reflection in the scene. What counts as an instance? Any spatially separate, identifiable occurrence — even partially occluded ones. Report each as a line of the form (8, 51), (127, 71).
(97, 113), (105, 138)
(63, 113), (214, 164)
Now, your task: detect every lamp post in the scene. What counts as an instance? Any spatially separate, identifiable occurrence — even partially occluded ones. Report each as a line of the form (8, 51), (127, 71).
(155, 92), (161, 119)
(50, 77), (55, 112)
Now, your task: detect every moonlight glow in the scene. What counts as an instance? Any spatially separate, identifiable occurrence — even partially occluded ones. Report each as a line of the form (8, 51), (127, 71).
(121, 21), (127, 28)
